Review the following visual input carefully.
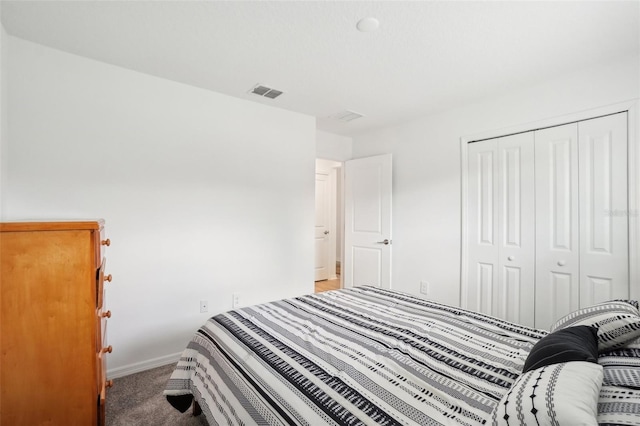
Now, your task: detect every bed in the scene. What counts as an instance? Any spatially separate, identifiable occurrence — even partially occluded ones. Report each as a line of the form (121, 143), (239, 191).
(164, 286), (640, 425)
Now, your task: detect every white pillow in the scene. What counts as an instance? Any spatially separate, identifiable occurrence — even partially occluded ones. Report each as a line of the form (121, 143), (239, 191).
(491, 361), (603, 426)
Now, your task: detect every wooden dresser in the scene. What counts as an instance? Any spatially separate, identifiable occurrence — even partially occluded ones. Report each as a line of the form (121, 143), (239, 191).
(0, 220), (113, 425)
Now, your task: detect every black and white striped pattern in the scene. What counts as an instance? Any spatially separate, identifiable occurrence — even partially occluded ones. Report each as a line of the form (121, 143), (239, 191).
(165, 288), (640, 425)
(550, 301), (640, 351)
(597, 386), (640, 425)
(600, 346), (640, 389)
(165, 287), (544, 425)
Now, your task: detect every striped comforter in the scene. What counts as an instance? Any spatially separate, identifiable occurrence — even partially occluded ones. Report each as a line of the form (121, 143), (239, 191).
(165, 287), (546, 425)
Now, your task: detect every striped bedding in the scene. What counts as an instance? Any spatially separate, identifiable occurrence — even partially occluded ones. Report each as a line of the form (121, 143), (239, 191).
(165, 286), (548, 425)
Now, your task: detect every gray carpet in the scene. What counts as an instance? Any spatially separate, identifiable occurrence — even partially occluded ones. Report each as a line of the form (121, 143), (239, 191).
(106, 363), (208, 426)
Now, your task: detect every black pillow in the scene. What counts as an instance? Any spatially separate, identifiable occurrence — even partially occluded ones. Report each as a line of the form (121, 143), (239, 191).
(522, 325), (598, 373)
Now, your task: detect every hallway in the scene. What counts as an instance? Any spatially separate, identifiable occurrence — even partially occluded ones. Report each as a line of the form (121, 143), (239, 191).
(314, 277), (340, 293)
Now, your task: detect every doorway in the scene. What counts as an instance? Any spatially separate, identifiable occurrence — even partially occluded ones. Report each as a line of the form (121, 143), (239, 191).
(315, 158), (343, 292)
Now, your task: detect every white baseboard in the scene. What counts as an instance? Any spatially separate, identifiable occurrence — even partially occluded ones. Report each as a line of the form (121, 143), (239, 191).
(107, 352), (182, 379)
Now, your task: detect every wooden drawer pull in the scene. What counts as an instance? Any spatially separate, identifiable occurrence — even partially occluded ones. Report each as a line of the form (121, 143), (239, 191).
(102, 310), (111, 318)
(106, 379), (114, 389)
(102, 345), (113, 354)
(101, 239), (111, 247)
(104, 274), (112, 282)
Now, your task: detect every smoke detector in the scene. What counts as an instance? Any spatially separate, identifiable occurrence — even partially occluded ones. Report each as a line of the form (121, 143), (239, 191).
(249, 84), (284, 99)
(332, 110), (365, 122)
(356, 17), (380, 32)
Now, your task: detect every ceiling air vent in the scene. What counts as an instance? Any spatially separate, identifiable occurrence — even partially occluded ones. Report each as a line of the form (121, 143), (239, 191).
(249, 84), (284, 99)
(333, 110), (364, 122)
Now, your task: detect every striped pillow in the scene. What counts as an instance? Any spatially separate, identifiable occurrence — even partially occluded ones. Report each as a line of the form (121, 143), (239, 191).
(597, 386), (640, 425)
(551, 301), (640, 351)
(599, 336), (640, 389)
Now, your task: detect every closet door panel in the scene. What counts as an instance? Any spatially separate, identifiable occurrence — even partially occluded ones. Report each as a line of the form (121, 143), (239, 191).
(535, 124), (579, 330)
(497, 133), (535, 326)
(579, 113), (629, 306)
(550, 272), (574, 319)
(466, 134), (535, 326)
(477, 263), (495, 314)
(467, 140), (500, 315)
(497, 266), (522, 324)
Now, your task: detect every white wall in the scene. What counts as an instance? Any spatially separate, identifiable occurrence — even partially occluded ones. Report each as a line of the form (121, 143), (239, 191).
(5, 36), (316, 375)
(316, 129), (352, 162)
(0, 23), (7, 219)
(352, 54), (640, 307)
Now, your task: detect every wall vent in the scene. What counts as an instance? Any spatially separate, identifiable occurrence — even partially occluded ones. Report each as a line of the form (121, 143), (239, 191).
(333, 110), (364, 122)
(249, 84), (284, 99)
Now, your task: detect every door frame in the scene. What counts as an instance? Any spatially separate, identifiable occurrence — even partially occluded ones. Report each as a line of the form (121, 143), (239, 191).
(460, 100), (640, 307)
(314, 167), (332, 281)
(315, 158), (343, 283)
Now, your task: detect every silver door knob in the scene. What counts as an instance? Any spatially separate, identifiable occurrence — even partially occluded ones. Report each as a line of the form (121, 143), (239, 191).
(507, 256), (515, 261)
(376, 239), (390, 245)
(557, 260), (566, 266)
(324, 230), (329, 235)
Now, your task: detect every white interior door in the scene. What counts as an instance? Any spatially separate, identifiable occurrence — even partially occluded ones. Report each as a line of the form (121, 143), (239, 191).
(344, 154), (392, 288)
(315, 171), (331, 281)
(535, 123), (580, 330)
(578, 113), (628, 306)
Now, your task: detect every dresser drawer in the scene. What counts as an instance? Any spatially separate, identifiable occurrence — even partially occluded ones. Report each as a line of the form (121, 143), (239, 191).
(96, 308), (111, 353)
(96, 258), (111, 309)
(97, 351), (111, 426)
(96, 352), (112, 395)
(95, 227), (110, 268)
(97, 307), (110, 356)
(96, 319), (112, 394)
(98, 386), (106, 426)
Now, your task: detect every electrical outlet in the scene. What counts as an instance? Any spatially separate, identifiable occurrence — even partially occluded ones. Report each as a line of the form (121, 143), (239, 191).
(200, 300), (208, 313)
(232, 293), (240, 309)
(420, 281), (429, 295)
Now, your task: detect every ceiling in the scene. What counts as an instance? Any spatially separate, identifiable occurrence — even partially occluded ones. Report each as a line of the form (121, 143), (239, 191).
(1, 1), (638, 137)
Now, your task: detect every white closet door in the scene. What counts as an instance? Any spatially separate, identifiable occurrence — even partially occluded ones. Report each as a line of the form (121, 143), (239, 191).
(497, 133), (535, 326)
(467, 133), (535, 326)
(535, 124), (580, 330)
(579, 113), (629, 305)
(467, 139), (500, 315)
